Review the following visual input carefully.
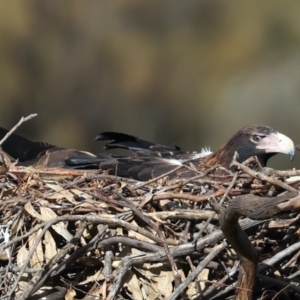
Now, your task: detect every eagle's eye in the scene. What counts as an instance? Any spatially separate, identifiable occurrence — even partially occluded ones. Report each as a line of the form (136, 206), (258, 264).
(251, 135), (265, 143)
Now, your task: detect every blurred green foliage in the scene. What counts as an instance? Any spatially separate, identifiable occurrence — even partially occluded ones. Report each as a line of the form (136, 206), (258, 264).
(0, 1), (299, 169)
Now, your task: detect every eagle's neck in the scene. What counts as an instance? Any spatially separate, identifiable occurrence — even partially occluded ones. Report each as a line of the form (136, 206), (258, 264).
(203, 140), (275, 171)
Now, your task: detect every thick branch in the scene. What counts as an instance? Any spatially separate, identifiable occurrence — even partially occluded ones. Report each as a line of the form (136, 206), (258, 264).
(210, 191), (298, 300)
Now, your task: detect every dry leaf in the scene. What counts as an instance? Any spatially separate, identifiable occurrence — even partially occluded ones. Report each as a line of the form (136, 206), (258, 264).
(40, 207), (73, 241)
(28, 229), (44, 269)
(65, 288), (76, 300)
(186, 268), (209, 299)
(11, 216), (24, 235)
(24, 202), (43, 221)
(0, 249), (9, 260)
(140, 278), (160, 300)
(46, 183), (79, 205)
(140, 263), (175, 298)
(44, 230), (57, 263)
(198, 268), (209, 290)
(127, 271), (144, 300)
(155, 269), (174, 298)
(78, 199), (109, 209)
(17, 244), (29, 268)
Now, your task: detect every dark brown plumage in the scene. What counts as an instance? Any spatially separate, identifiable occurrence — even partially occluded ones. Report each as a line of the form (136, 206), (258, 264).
(0, 125), (295, 181)
(0, 127), (56, 162)
(92, 125), (295, 179)
(0, 127), (97, 168)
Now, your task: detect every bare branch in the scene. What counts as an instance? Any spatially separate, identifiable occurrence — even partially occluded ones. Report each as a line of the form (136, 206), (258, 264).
(0, 113), (37, 146)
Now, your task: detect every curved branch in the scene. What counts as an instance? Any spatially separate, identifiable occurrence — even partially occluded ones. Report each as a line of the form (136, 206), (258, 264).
(210, 191), (298, 299)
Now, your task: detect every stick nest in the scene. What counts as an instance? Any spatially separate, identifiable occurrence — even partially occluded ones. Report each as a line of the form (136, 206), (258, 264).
(1, 158), (300, 300)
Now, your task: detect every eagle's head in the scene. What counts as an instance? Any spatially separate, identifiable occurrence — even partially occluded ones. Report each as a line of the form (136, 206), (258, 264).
(206, 125), (295, 169)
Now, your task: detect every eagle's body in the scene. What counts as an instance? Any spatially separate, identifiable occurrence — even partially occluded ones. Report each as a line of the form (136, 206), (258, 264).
(0, 125), (295, 181)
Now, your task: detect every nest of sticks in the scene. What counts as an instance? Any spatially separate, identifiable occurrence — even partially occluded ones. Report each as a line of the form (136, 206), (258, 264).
(0, 150), (299, 300)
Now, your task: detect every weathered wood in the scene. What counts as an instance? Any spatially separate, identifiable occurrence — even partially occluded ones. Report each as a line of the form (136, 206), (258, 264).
(211, 191), (298, 300)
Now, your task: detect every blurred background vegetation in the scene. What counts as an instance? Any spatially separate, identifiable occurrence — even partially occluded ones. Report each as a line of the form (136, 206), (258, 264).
(0, 1), (299, 169)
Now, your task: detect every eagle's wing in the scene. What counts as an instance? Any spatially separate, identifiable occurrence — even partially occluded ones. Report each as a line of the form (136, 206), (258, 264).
(66, 132), (213, 179)
(95, 131), (212, 159)
(96, 131), (185, 157)
(0, 127), (58, 161)
(0, 128), (210, 178)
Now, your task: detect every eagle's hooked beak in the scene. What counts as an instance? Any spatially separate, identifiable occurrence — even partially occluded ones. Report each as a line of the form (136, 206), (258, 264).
(256, 132), (295, 160)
